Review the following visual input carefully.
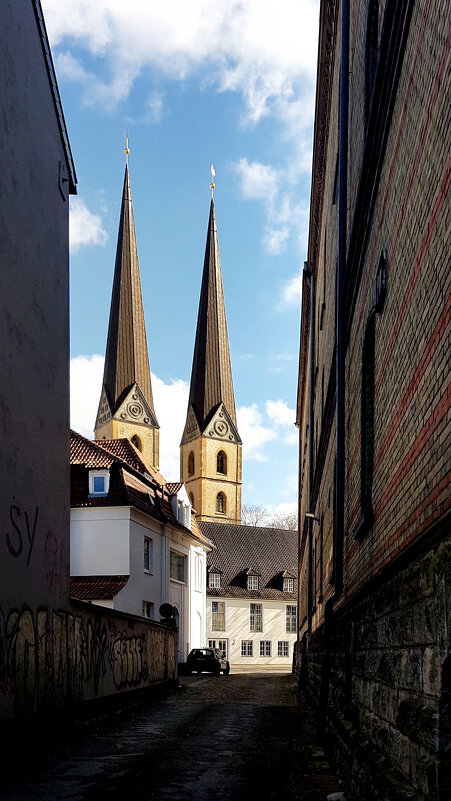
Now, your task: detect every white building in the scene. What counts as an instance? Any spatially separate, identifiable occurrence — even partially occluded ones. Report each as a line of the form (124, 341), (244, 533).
(70, 431), (213, 663)
(199, 523), (297, 669)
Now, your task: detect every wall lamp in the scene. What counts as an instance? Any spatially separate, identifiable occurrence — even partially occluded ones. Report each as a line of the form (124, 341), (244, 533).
(305, 512), (320, 523)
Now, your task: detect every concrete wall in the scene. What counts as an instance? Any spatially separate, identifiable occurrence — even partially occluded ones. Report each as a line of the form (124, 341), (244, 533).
(207, 597), (296, 666)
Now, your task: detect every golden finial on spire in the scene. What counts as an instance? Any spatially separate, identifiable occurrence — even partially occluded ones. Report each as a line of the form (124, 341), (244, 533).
(210, 164), (216, 199)
(125, 133), (130, 166)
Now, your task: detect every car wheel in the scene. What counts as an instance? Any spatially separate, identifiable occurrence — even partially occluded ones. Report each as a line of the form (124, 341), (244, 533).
(196, 670), (202, 675)
(214, 666), (221, 675)
(223, 665), (230, 675)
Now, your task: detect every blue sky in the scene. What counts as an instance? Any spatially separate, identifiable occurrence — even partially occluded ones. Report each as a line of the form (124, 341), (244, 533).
(42, 0), (319, 519)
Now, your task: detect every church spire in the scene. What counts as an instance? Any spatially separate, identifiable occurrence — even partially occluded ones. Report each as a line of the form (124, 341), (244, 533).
(181, 177), (241, 524)
(95, 150), (159, 468)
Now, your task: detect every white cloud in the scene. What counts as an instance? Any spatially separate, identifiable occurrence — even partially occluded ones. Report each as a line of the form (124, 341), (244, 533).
(265, 399), (295, 427)
(69, 354), (188, 480)
(237, 403), (277, 462)
(70, 354), (104, 436)
(277, 274), (302, 311)
(69, 198), (108, 254)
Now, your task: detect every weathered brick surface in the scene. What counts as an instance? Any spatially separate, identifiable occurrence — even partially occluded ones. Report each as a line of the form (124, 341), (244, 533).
(296, 0), (450, 798)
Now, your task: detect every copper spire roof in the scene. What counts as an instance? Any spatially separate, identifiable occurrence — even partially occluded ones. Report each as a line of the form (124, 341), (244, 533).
(182, 200), (237, 439)
(99, 164), (157, 419)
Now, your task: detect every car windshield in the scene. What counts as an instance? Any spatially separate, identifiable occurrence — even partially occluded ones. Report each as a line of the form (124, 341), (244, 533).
(190, 649), (214, 657)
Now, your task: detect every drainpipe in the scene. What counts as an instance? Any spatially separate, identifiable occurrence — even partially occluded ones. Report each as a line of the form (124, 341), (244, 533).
(318, 0), (349, 734)
(305, 263), (315, 635)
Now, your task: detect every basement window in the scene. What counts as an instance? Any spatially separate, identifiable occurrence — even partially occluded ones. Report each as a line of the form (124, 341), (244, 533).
(88, 469), (109, 496)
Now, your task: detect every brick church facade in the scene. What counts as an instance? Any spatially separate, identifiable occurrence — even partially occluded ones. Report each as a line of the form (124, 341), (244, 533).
(295, 1), (450, 799)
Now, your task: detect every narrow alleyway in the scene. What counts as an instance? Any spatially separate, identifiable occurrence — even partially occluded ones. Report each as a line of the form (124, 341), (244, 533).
(1, 673), (343, 801)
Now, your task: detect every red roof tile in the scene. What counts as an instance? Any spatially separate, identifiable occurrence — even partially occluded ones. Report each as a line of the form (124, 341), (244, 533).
(70, 575), (129, 600)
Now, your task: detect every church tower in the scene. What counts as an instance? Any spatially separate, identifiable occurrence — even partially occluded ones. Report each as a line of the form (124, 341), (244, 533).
(181, 180), (242, 523)
(95, 150), (159, 468)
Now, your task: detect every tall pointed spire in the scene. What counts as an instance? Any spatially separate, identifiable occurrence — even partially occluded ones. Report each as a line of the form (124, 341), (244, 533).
(185, 198), (238, 436)
(181, 180), (241, 524)
(95, 150), (159, 468)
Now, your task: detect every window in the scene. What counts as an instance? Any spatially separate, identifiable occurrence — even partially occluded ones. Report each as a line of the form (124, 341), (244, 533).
(88, 469), (109, 496)
(188, 451), (194, 476)
(170, 550), (186, 582)
(247, 574), (259, 591)
(241, 640), (253, 657)
(250, 603), (262, 632)
(131, 434), (142, 451)
(216, 450), (227, 474)
(259, 641), (271, 657)
(209, 572), (221, 589)
(177, 500), (190, 528)
(142, 601), (154, 619)
(278, 641), (289, 658)
(286, 605), (297, 633)
(144, 537), (153, 572)
(216, 492), (226, 514)
(209, 639), (227, 657)
(211, 601), (225, 631)
(189, 492), (194, 507)
(283, 577), (294, 593)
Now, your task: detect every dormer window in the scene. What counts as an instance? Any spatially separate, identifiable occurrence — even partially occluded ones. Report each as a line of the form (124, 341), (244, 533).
(209, 571), (221, 589)
(247, 574), (259, 591)
(283, 577), (294, 593)
(89, 469), (109, 496)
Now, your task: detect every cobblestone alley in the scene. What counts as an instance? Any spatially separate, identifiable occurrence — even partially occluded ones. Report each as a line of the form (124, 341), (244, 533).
(1, 673), (342, 801)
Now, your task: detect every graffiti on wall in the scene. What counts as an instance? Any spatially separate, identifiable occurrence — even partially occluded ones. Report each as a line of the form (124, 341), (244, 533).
(0, 604), (176, 717)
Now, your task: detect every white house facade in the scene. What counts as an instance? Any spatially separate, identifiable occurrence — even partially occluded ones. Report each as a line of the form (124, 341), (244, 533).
(200, 522), (297, 669)
(70, 432), (212, 663)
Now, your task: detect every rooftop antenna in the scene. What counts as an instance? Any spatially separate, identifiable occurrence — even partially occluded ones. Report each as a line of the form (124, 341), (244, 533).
(210, 163), (215, 199)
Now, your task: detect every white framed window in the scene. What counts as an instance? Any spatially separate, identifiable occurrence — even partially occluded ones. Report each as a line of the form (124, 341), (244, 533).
(278, 641), (289, 657)
(170, 550), (186, 583)
(211, 601), (225, 631)
(142, 601), (154, 619)
(209, 639), (228, 657)
(241, 640), (253, 657)
(144, 537), (153, 572)
(88, 469), (109, 496)
(247, 574), (259, 591)
(209, 572), (221, 589)
(283, 577), (294, 593)
(250, 603), (262, 632)
(286, 605), (297, 633)
(259, 641), (271, 657)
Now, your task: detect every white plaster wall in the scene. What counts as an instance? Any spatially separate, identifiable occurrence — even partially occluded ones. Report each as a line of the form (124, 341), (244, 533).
(113, 511), (162, 618)
(70, 507), (130, 575)
(188, 545), (206, 651)
(206, 597), (296, 666)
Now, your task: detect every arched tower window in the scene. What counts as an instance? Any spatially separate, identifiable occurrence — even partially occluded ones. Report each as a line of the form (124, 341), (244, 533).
(216, 492), (226, 514)
(188, 451), (194, 476)
(189, 492), (194, 507)
(217, 450), (227, 475)
(131, 434), (142, 451)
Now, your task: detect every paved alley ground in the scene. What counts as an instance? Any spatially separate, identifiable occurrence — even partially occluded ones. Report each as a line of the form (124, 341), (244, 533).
(1, 673), (343, 801)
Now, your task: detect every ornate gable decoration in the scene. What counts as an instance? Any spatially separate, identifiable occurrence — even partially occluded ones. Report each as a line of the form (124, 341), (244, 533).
(115, 383), (158, 428)
(203, 403), (241, 443)
(95, 388), (112, 429)
(181, 405), (201, 444)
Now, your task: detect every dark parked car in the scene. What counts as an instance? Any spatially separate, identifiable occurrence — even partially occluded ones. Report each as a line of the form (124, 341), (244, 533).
(186, 648), (230, 675)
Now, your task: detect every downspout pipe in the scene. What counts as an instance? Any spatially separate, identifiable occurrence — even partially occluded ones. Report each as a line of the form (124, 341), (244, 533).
(318, 0), (349, 734)
(305, 263), (315, 635)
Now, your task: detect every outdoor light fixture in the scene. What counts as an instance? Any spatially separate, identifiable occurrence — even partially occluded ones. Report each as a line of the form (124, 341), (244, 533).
(305, 512), (320, 522)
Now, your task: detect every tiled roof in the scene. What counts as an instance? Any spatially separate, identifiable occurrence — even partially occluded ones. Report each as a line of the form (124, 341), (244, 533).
(100, 439), (166, 484)
(70, 430), (117, 468)
(199, 522), (297, 600)
(70, 575), (129, 600)
(166, 482), (183, 494)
